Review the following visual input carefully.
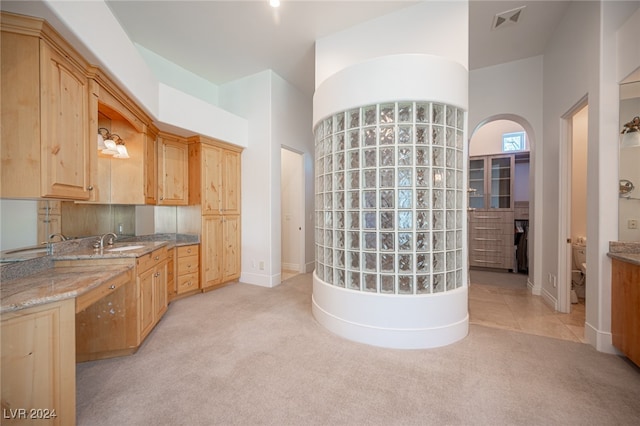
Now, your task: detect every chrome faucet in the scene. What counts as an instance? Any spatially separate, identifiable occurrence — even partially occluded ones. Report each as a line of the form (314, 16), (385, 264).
(49, 233), (69, 242)
(98, 232), (118, 249)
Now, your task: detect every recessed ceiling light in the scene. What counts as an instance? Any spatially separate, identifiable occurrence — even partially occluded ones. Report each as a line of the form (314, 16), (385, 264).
(270, 0), (280, 8)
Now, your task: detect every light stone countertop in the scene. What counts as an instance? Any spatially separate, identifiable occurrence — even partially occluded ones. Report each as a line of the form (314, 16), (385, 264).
(52, 240), (169, 261)
(608, 241), (640, 266)
(607, 252), (640, 266)
(1, 264), (133, 314)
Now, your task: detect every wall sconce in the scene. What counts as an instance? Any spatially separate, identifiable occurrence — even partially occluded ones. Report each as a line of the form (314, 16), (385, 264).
(621, 116), (640, 148)
(98, 127), (129, 158)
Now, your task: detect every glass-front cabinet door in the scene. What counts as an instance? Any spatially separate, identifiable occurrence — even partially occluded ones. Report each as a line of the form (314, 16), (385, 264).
(489, 156), (513, 209)
(468, 155), (514, 210)
(468, 158), (485, 209)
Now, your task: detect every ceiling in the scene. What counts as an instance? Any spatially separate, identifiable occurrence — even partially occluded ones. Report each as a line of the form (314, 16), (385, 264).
(105, 0), (572, 98)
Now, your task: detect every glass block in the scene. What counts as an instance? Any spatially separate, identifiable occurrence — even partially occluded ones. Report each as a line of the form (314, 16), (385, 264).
(446, 148), (455, 168)
(335, 133), (345, 152)
(417, 275), (430, 294)
(433, 168), (444, 188)
(325, 154), (333, 174)
(432, 103), (444, 124)
(363, 128), (376, 147)
(416, 147), (429, 166)
(349, 150), (359, 169)
(349, 231), (360, 249)
(379, 126), (394, 145)
(416, 190), (429, 208)
(398, 211), (412, 230)
(416, 211), (429, 230)
(456, 129), (464, 150)
(324, 230), (333, 246)
(334, 173), (344, 192)
(348, 109), (360, 129)
(456, 269), (463, 288)
(398, 168), (412, 187)
(416, 232), (429, 251)
(446, 211), (455, 230)
(380, 190), (394, 209)
(398, 276), (413, 294)
(316, 263), (324, 280)
(433, 273), (444, 293)
(325, 248), (333, 266)
(363, 170), (376, 188)
(432, 147), (444, 167)
(364, 274), (377, 292)
(446, 169), (455, 189)
(432, 210), (444, 230)
(348, 171), (359, 189)
(398, 147), (412, 166)
(363, 191), (376, 209)
(349, 251), (360, 269)
(324, 193), (332, 209)
(398, 126), (412, 144)
(364, 232), (376, 250)
(456, 150), (463, 170)
(456, 190), (463, 209)
(398, 103), (412, 122)
(456, 171), (463, 188)
(334, 154), (344, 174)
(445, 105), (456, 128)
(416, 168), (428, 187)
(446, 127), (456, 147)
(433, 189), (444, 209)
(432, 125), (444, 146)
(348, 271), (361, 290)
(456, 211), (463, 229)
(456, 231), (463, 250)
(380, 232), (394, 251)
(380, 103), (395, 124)
(363, 212), (376, 229)
(335, 269), (345, 288)
(380, 253), (395, 272)
(446, 251), (455, 271)
(446, 190), (455, 209)
(398, 189), (412, 209)
(364, 105), (377, 126)
(364, 149), (376, 168)
(335, 192), (344, 210)
(433, 231), (445, 251)
(456, 108), (464, 129)
(380, 148), (394, 167)
(365, 252), (377, 271)
(433, 252), (444, 272)
(336, 112), (345, 132)
(416, 103), (429, 123)
(335, 230), (345, 248)
(416, 253), (429, 272)
(347, 192), (358, 210)
(335, 211), (345, 229)
(317, 245), (324, 262)
(380, 168), (394, 187)
(348, 130), (360, 149)
(336, 249), (345, 268)
(398, 232), (412, 251)
(348, 211), (359, 229)
(380, 275), (395, 294)
(380, 212), (394, 230)
(446, 271), (456, 291)
(416, 126), (429, 144)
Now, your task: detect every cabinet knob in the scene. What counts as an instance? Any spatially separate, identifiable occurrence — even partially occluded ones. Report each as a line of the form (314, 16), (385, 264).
(154, 272), (160, 277)
(87, 185), (94, 191)
(187, 249), (191, 253)
(155, 256), (159, 260)
(109, 285), (116, 290)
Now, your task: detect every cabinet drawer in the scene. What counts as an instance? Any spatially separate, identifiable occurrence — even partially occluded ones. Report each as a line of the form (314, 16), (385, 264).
(177, 254), (199, 275)
(76, 269), (132, 313)
(177, 273), (199, 294)
(469, 253), (512, 269)
(177, 245), (199, 258)
(137, 246), (168, 273)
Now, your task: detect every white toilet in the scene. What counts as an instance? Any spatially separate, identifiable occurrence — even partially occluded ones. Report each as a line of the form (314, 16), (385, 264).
(571, 242), (587, 303)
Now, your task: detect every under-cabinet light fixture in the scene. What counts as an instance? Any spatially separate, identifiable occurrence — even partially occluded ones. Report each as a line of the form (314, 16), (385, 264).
(621, 116), (640, 148)
(98, 127), (129, 158)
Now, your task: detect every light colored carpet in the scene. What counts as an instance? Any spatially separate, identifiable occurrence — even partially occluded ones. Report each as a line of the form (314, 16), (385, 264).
(76, 273), (640, 425)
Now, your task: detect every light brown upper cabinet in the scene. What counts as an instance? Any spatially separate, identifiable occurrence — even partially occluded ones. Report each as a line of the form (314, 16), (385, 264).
(157, 133), (189, 205)
(1, 13), (93, 200)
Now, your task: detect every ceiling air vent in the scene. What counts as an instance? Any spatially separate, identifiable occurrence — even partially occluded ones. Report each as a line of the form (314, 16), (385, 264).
(491, 5), (526, 30)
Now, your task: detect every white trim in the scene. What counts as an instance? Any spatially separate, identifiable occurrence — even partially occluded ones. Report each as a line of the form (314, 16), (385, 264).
(541, 286), (558, 311)
(584, 321), (618, 355)
(528, 278), (541, 296)
(281, 262), (300, 272)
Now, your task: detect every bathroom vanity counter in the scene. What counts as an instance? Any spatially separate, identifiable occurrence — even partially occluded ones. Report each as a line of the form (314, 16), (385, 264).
(607, 252), (640, 266)
(608, 241), (640, 266)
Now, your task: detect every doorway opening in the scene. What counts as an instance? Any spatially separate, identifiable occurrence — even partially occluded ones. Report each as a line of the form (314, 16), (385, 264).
(280, 147), (305, 282)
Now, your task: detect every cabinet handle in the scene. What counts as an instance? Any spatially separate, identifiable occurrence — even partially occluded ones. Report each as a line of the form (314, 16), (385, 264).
(109, 284), (116, 290)
(154, 272), (160, 277)
(87, 185), (94, 191)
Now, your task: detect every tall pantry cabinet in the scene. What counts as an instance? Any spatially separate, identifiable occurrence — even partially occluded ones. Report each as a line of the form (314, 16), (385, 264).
(189, 137), (242, 290)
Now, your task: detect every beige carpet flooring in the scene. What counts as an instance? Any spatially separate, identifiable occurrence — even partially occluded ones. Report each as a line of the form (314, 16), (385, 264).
(76, 273), (640, 425)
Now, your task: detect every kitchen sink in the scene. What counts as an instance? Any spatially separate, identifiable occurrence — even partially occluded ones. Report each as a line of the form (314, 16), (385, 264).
(106, 245), (145, 252)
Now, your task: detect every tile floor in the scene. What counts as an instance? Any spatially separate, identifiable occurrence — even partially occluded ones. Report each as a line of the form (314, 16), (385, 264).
(469, 269), (587, 343)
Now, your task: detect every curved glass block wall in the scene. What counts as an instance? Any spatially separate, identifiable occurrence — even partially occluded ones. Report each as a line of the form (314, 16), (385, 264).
(314, 101), (465, 296)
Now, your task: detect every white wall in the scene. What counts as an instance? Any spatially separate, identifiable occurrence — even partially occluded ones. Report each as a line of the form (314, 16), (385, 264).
(469, 120), (527, 156)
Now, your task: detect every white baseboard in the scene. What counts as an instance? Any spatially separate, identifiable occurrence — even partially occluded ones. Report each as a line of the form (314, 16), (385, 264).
(304, 261), (315, 273)
(584, 321), (619, 354)
(540, 286), (557, 311)
(528, 278), (542, 295)
(240, 271), (281, 288)
(281, 262), (300, 272)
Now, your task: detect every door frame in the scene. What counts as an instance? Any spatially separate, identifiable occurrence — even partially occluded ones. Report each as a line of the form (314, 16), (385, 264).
(280, 146), (306, 275)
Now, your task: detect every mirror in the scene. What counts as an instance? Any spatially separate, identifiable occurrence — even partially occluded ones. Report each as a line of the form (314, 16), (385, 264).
(619, 78), (640, 242)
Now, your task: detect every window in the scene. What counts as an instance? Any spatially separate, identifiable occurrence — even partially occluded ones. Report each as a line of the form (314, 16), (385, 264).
(502, 131), (526, 152)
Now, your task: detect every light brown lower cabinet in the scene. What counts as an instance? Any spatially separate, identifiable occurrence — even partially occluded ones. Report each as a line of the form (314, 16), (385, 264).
(1, 299), (76, 425)
(611, 258), (640, 367)
(176, 244), (200, 298)
(201, 215), (240, 290)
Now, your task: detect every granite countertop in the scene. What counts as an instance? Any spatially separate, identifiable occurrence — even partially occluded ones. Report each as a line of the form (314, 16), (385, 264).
(52, 240), (169, 261)
(608, 241), (640, 266)
(1, 264), (133, 314)
(607, 252), (640, 266)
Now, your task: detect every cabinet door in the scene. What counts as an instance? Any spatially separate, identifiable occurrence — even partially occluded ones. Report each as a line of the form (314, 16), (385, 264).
(468, 158), (485, 209)
(145, 130), (158, 205)
(154, 260), (168, 320)
(40, 41), (91, 200)
(158, 136), (189, 205)
(202, 145), (223, 215)
(222, 150), (241, 214)
(202, 216), (223, 289)
(223, 215), (241, 282)
(489, 156), (514, 209)
(138, 267), (155, 338)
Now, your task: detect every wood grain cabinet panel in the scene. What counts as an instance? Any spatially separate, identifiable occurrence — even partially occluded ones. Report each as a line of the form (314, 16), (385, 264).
(611, 258), (640, 367)
(158, 133), (189, 205)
